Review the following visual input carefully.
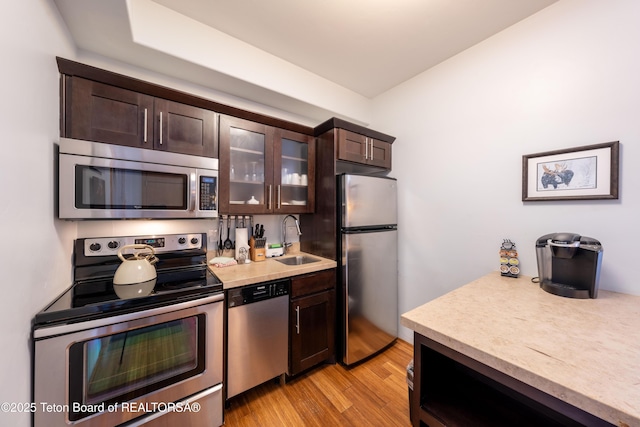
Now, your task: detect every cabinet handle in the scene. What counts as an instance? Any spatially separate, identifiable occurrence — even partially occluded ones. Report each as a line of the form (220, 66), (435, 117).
(268, 185), (272, 210)
(61, 76), (67, 135)
(364, 137), (369, 160)
(159, 112), (163, 145)
(295, 306), (300, 334)
(143, 108), (148, 143)
(370, 139), (374, 161)
(277, 185), (281, 209)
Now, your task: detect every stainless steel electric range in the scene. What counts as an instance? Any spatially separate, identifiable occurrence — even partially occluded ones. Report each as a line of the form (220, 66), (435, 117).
(32, 233), (224, 427)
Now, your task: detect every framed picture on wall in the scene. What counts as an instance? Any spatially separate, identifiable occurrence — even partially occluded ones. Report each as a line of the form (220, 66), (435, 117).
(522, 141), (619, 201)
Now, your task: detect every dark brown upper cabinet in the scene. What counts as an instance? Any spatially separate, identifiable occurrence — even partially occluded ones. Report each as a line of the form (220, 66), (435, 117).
(274, 127), (316, 214)
(63, 76), (217, 157)
(219, 115), (315, 215)
(313, 117), (394, 171)
(337, 128), (392, 169)
(57, 57), (314, 160)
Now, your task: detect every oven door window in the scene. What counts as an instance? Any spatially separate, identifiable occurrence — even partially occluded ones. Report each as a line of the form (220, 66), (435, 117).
(74, 165), (188, 210)
(68, 315), (205, 421)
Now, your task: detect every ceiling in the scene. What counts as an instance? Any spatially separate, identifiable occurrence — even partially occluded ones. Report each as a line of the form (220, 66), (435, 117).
(151, 0), (557, 98)
(53, 0), (558, 124)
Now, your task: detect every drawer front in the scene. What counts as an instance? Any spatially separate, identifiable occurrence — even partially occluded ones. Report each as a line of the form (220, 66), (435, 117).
(291, 268), (335, 298)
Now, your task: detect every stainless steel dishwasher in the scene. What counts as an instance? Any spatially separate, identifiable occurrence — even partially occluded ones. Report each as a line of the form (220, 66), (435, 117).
(226, 279), (289, 399)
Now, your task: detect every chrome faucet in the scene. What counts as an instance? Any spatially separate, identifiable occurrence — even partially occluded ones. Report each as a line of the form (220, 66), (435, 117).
(282, 215), (302, 251)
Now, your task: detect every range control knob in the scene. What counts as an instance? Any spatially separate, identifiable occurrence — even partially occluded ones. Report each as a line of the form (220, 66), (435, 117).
(178, 237), (187, 245)
(191, 237), (199, 245)
(107, 241), (119, 250)
(89, 243), (101, 252)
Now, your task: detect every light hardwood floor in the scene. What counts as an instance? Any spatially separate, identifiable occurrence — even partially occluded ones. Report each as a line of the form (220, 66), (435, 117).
(225, 339), (413, 426)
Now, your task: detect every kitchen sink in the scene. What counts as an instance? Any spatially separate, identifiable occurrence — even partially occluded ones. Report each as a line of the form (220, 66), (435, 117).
(275, 255), (321, 266)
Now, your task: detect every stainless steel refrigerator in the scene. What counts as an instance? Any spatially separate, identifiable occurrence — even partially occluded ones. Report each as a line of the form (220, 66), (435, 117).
(338, 174), (398, 366)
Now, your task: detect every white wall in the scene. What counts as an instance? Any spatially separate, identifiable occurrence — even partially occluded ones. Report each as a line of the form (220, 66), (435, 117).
(371, 0), (640, 342)
(0, 1), (76, 426)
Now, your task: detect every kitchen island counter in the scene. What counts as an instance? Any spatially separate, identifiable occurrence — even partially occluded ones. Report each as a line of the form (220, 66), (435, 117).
(401, 271), (640, 427)
(209, 252), (336, 289)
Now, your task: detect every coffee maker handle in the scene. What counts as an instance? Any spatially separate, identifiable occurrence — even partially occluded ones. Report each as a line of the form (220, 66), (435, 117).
(548, 240), (580, 248)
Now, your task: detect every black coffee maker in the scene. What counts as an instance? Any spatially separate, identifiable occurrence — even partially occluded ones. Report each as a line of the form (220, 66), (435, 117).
(535, 232), (603, 299)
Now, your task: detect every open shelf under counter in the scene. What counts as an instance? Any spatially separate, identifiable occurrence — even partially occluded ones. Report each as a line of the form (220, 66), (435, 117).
(402, 272), (640, 427)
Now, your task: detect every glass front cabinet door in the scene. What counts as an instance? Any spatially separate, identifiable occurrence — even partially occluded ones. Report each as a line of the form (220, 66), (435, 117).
(274, 128), (315, 214)
(219, 115), (314, 214)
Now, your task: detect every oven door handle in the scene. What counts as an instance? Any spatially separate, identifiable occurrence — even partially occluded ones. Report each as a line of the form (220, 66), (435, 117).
(33, 292), (224, 339)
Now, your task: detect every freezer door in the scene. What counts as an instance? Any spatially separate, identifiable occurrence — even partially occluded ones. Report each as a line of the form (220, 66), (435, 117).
(342, 228), (398, 365)
(341, 174), (397, 228)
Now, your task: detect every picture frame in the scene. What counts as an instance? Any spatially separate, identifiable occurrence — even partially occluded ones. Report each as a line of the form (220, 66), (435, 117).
(522, 141), (619, 201)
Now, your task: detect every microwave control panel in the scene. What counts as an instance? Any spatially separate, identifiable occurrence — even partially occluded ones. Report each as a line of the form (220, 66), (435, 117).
(200, 176), (217, 211)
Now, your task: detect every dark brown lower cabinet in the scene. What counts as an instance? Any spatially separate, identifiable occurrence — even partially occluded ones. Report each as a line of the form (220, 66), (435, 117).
(412, 333), (613, 427)
(289, 269), (336, 376)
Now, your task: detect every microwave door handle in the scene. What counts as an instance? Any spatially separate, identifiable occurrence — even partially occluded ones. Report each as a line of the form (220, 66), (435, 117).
(189, 172), (197, 212)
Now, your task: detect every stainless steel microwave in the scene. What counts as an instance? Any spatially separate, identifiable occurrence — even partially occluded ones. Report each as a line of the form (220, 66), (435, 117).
(58, 138), (218, 219)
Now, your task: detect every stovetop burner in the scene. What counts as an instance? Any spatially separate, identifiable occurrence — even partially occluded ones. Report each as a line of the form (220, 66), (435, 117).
(34, 233), (222, 329)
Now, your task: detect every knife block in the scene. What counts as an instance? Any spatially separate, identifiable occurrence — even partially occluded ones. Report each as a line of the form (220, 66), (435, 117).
(249, 237), (266, 262)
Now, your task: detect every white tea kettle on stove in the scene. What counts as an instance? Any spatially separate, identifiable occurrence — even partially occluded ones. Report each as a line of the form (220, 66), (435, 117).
(113, 244), (159, 298)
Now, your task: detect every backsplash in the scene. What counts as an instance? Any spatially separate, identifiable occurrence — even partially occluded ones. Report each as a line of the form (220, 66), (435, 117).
(75, 215), (300, 248)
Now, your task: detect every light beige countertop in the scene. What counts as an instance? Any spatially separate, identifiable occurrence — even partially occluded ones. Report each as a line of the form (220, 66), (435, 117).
(208, 251), (337, 289)
(401, 271), (640, 427)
